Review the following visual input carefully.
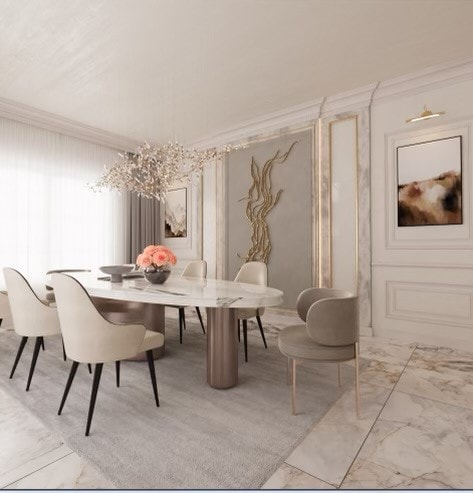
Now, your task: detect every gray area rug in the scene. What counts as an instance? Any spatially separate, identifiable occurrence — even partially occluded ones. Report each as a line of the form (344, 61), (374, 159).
(0, 315), (353, 489)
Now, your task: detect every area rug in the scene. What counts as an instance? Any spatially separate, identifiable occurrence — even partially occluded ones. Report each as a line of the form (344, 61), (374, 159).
(0, 316), (353, 489)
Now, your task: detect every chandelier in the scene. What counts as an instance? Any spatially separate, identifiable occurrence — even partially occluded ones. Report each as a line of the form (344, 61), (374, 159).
(92, 141), (240, 201)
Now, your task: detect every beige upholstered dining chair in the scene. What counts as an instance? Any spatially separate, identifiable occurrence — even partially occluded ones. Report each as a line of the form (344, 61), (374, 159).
(171, 260), (207, 344)
(3, 268), (62, 391)
(52, 273), (164, 436)
(44, 269), (91, 304)
(235, 261), (268, 362)
(278, 288), (360, 416)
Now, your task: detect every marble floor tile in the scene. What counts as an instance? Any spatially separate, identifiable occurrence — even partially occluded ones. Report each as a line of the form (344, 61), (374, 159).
(359, 336), (416, 366)
(285, 382), (390, 487)
(342, 391), (473, 489)
(4, 452), (115, 489)
(262, 463), (334, 489)
(358, 359), (406, 390)
(396, 345), (473, 411)
(0, 389), (70, 488)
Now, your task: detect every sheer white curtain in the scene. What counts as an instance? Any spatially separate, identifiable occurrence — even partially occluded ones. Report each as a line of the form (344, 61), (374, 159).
(0, 117), (127, 288)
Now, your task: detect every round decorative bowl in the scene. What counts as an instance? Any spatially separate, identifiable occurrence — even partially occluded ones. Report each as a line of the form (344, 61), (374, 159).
(99, 265), (134, 282)
(144, 268), (171, 284)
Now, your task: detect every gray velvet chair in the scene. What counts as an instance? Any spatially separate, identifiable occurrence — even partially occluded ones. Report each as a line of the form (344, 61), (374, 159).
(278, 288), (360, 416)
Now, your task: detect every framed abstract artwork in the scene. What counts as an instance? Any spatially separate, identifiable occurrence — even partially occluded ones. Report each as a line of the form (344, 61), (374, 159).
(160, 174), (202, 268)
(164, 187), (187, 238)
(397, 135), (462, 227)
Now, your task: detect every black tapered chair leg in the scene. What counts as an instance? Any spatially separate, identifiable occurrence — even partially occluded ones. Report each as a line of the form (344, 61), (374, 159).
(238, 319), (241, 342)
(61, 337), (67, 361)
(0, 318), (3, 327)
(41, 338), (45, 351)
(115, 361), (120, 388)
(182, 308), (187, 331)
(10, 336), (28, 379)
(26, 337), (43, 391)
(58, 361), (79, 415)
(178, 308), (184, 344)
(88, 364), (92, 374)
(243, 320), (248, 362)
(85, 363), (103, 436)
(256, 315), (268, 349)
(196, 307), (206, 334)
(146, 350), (160, 407)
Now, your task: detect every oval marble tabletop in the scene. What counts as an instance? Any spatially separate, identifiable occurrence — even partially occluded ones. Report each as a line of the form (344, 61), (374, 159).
(57, 271), (284, 309)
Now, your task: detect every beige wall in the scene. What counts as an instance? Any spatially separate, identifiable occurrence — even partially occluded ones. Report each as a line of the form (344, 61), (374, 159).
(371, 77), (473, 349)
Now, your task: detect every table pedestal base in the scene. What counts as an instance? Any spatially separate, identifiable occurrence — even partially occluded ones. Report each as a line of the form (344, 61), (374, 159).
(206, 307), (238, 389)
(92, 298), (165, 360)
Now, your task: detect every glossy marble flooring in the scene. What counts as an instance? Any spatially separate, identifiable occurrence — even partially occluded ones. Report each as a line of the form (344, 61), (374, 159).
(1, 310), (473, 489)
(262, 332), (473, 489)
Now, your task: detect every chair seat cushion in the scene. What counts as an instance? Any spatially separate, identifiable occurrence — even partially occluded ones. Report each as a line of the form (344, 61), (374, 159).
(139, 330), (165, 352)
(278, 325), (355, 362)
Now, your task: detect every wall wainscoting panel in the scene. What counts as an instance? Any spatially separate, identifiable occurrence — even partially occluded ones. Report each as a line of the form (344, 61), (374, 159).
(385, 120), (472, 250)
(319, 107), (371, 329)
(372, 265), (473, 349)
(386, 280), (473, 328)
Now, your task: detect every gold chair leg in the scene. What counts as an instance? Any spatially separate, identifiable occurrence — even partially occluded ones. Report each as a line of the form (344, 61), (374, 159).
(355, 342), (360, 418)
(287, 357), (291, 385)
(292, 359), (297, 415)
(337, 363), (342, 387)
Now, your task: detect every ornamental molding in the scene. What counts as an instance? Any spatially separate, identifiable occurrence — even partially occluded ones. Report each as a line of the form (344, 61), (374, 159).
(0, 96), (140, 151)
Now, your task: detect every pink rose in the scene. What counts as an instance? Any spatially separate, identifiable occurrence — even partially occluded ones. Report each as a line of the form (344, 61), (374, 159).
(153, 251), (169, 267)
(168, 253), (177, 265)
(136, 254), (143, 265)
(140, 254), (152, 267)
(143, 245), (156, 255)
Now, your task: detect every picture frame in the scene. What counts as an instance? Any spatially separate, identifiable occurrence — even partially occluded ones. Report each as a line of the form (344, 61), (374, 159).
(164, 187), (187, 238)
(160, 174), (202, 269)
(397, 135), (462, 227)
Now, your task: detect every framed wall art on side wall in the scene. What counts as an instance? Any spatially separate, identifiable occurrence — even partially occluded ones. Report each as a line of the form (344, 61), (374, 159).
(160, 174), (202, 271)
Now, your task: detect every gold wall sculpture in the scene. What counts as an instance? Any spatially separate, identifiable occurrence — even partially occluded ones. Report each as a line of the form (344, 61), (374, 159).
(238, 141), (298, 263)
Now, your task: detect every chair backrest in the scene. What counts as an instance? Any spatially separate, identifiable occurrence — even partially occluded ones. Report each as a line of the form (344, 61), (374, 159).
(298, 288), (359, 347)
(234, 261), (267, 286)
(52, 273), (146, 364)
(297, 287), (349, 321)
(182, 260), (207, 279)
(3, 267), (60, 337)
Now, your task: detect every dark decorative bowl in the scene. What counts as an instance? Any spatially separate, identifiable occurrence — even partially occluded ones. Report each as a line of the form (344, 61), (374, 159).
(144, 268), (171, 284)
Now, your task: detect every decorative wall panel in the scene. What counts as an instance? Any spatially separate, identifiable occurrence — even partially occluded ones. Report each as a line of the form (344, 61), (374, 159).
(225, 128), (315, 308)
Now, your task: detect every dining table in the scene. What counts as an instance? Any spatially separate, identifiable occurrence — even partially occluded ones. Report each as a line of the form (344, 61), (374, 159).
(59, 272), (283, 390)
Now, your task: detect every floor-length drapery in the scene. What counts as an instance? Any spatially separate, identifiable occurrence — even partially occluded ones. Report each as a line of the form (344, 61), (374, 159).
(0, 117), (127, 288)
(125, 193), (160, 263)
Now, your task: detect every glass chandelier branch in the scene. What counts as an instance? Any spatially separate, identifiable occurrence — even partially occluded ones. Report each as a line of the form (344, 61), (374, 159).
(92, 141), (242, 201)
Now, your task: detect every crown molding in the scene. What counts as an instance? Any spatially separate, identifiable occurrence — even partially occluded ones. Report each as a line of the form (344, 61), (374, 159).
(373, 56), (473, 103)
(192, 98), (324, 149)
(194, 57), (473, 146)
(321, 82), (378, 117)
(0, 96), (140, 151)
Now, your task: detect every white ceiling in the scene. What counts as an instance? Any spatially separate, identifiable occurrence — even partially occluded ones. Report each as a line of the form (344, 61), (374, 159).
(1, 0), (473, 144)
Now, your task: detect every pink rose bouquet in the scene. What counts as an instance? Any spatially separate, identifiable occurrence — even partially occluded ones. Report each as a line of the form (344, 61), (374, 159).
(136, 245), (177, 271)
